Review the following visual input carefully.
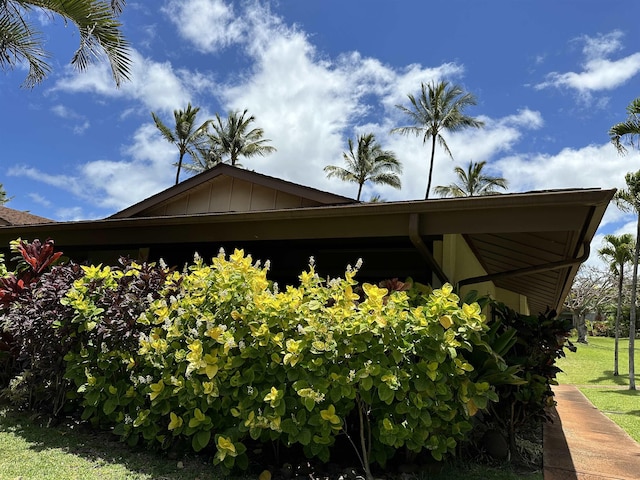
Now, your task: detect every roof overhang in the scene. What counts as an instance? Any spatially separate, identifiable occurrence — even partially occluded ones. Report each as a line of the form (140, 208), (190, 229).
(0, 188), (615, 315)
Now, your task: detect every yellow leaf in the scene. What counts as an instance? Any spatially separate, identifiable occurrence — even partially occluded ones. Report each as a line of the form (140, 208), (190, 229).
(264, 387), (279, 405)
(439, 315), (453, 329)
(362, 283), (388, 302)
(217, 435), (237, 455)
(259, 470), (272, 480)
(149, 380), (164, 401)
(462, 302), (481, 319)
(206, 327), (223, 341)
(203, 362), (218, 379)
(168, 412), (183, 430)
(467, 398), (478, 417)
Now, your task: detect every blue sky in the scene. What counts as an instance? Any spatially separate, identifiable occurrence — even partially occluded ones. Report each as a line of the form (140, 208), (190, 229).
(2, 0), (640, 266)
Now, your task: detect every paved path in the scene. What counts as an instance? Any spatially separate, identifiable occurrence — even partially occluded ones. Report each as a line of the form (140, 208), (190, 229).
(544, 384), (640, 479)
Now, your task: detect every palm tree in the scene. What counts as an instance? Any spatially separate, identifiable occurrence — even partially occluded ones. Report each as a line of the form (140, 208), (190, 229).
(433, 160), (508, 197)
(0, 183), (10, 205)
(151, 103), (210, 185)
(610, 98), (640, 155)
(181, 141), (224, 174)
(1, 0), (131, 87)
(614, 171), (640, 390)
(391, 80), (484, 199)
(208, 109), (276, 166)
(599, 233), (635, 376)
(324, 133), (402, 201)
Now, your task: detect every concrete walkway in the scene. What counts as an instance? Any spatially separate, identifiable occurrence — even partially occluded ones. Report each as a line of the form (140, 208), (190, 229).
(544, 384), (640, 479)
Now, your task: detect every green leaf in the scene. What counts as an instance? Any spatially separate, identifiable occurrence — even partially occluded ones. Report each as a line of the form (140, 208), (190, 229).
(298, 428), (312, 445)
(192, 429), (211, 452)
(378, 384), (394, 404)
(103, 397), (117, 416)
(360, 376), (373, 391)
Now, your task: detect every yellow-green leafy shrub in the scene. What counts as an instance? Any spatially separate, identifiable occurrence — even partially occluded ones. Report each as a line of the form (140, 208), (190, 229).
(64, 249), (498, 474)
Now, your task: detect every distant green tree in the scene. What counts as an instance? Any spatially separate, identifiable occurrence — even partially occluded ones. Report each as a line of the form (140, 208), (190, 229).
(433, 160), (508, 197)
(598, 233), (635, 376)
(391, 80), (484, 199)
(324, 133), (402, 201)
(0, 0), (131, 87)
(151, 103), (210, 185)
(208, 109), (276, 167)
(614, 172), (640, 390)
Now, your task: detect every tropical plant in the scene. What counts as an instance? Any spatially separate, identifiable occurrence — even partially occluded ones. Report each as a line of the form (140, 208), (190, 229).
(433, 160), (508, 198)
(484, 303), (575, 459)
(598, 233), (634, 376)
(391, 80), (484, 199)
(205, 109), (276, 167)
(0, 0), (131, 88)
(610, 98), (640, 155)
(0, 184), (10, 205)
(63, 250), (500, 477)
(613, 171), (640, 390)
(324, 133), (402, 201)
(151, 103), (210, 185)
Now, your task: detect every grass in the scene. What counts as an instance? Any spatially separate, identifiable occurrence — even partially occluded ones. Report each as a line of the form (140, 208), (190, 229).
(0, 408), (222, 480)
(555, 335), (640, 442)
(0, 406), (542, 480)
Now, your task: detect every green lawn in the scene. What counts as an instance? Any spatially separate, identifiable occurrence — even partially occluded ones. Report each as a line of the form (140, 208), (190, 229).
(0, 408), (221, 480)
(555, 336), (640, 442)
(0, 406), (541, 480)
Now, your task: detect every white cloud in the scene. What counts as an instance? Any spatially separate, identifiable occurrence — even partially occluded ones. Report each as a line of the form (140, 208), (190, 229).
(51, 50), (201, 114)
(55, 206), (86, 222)
(27, 193), (51, 208)
(8, 123), (177, 212)
(535, 30), (640, 98)
(494, 142), (631, 193)
(50, 104), (90, 134)
(162, 0), (245, 52)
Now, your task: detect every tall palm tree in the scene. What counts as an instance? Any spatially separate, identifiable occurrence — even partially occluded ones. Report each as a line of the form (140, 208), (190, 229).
(0, 183), (10, 205)
(324, 133), (402, 201)
(151, 103), (210, 185)
(391, 80), (484, 199)
(599, 233), (635, 376)
(209, 109), (276, 166)
(614, 171), (640, 390)
(433, 160), (508, 197)
(610, 98), (640, 155)
(1, 0), (131, 88)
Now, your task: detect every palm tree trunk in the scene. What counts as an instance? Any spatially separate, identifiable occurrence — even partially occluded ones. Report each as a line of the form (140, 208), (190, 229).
(175, 152), (185, 185)
(356, 183), (363, 201)
(425, 135), (437, 199)
(615, 265), (623, 376)
(630, 214), (639, 390)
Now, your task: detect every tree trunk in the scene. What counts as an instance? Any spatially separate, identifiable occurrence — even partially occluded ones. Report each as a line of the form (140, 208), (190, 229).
(175, 151), (184, 185)
(575, 312), (588, 344)
(425, 135), (437, 199)
(629, 214), (639, 390)
(614, 264), (623, 376)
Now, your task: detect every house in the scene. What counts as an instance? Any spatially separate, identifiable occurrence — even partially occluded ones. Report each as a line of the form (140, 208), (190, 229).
(0, 164), (615, 316)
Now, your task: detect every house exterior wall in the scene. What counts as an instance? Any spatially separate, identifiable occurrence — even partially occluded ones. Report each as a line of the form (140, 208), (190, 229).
(441, 234), (530, 315)
(140, 176), (325, 217)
